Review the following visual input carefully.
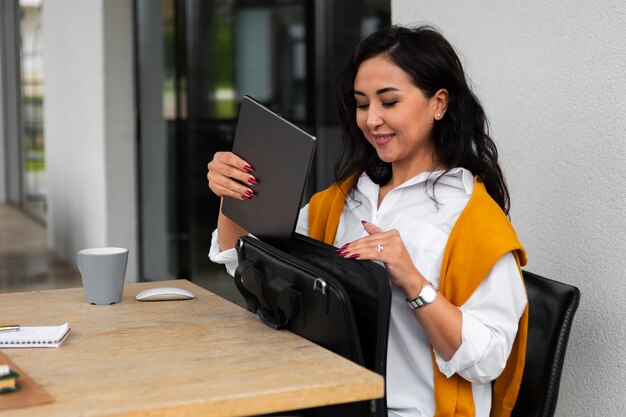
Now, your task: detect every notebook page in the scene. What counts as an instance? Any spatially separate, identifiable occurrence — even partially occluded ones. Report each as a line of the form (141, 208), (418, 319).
(0, 323), (69, 348)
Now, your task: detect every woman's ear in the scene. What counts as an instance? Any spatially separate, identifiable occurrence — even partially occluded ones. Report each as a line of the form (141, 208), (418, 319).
(433, 89), (449, 120)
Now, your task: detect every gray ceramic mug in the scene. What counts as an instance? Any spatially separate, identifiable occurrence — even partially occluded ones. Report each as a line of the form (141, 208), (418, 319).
(77, 247), (128, 305)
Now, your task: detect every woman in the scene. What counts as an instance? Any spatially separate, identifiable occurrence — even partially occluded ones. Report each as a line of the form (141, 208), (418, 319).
(207, 25), (527, 417)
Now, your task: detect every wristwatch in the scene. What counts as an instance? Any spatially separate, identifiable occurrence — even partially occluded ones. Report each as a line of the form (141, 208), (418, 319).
(406, 283), (438, 310)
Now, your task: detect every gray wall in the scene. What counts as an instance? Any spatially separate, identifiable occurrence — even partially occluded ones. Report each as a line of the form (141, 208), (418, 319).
(42, 0), (138, 281)
(392, 1), (626, 416)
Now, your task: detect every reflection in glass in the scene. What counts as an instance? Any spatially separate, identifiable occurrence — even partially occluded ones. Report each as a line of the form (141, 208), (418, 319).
(235, 8), (272, 103)
(20, 0), (46, 222)
(136, 0), (390, 303)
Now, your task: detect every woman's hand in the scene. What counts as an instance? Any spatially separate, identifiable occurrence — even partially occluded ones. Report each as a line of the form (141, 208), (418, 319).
(207, 151), (257, 200)
(338, 221), (428, 299)
(341, 220), (463, 360)
(207, 152), (255, 251)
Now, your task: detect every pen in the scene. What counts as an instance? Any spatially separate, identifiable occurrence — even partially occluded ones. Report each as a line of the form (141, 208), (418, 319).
(0, 325), (20, 332)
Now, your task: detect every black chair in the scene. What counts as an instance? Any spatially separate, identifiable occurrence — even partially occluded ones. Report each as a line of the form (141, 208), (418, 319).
(512, 271), (581, 417)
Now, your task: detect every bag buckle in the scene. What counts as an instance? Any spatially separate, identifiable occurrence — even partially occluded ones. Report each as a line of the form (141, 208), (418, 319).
(313, 278), (326, 294)
(313, 278), (328, 314)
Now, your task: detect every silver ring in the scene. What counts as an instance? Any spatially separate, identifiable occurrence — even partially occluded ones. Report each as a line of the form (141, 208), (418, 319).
(377, 244), (384, 253)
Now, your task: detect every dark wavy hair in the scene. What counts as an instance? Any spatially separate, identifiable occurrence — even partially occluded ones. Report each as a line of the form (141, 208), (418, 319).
(334, 25), (510, 214)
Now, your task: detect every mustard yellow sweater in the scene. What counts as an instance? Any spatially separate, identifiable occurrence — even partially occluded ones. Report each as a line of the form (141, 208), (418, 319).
(308, 177), (527, 417)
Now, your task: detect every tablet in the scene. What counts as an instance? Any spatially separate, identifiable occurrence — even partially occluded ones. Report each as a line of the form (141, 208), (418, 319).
(221, 96), (316, 250)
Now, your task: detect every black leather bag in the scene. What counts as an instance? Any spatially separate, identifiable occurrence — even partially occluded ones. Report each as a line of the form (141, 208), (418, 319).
(235, 233), (392, 417)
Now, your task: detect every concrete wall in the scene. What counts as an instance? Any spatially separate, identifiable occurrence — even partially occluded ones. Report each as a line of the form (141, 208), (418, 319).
(42, 0), (138, 281)
(392, 1), (626, 416)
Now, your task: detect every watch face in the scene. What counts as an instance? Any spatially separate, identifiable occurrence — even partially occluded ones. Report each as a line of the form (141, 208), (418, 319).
(421, 285), (437, 303)
(406, 284), (438, 310)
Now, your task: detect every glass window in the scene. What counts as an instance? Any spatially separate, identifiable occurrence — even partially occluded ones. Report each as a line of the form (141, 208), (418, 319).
(20, 0), (46, 222)
(136, 0), (390, 303)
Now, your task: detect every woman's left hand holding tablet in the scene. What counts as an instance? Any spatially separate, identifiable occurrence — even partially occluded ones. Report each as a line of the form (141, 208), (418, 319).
(207, 151), (257, 201)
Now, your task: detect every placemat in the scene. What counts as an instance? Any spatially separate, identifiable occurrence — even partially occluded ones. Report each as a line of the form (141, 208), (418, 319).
(0, 351), (54, 411)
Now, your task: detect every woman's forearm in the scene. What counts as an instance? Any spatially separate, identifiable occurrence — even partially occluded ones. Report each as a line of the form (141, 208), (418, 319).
(412, 295), (463, 361)
(216, 199), (249, 251)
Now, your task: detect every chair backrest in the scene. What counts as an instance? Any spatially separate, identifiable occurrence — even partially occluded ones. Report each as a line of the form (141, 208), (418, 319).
(512, 271), (581, 417)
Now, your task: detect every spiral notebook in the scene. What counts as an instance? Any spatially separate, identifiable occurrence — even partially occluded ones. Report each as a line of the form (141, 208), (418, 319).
(0, 323), (70, 348)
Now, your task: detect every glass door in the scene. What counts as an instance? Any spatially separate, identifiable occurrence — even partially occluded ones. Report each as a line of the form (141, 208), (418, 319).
(0, 0), (47, 222)
(135, 0), (390, 302)
(183, 0), (312, 296)
(20, 0), (46, 222)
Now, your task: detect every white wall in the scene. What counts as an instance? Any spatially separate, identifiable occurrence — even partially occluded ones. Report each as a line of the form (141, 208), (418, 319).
(42, 0), (138, 281)
(392, 1), (626, 416)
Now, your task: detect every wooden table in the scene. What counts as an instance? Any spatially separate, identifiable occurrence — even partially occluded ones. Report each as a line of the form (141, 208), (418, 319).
(0, 280), (384, 416)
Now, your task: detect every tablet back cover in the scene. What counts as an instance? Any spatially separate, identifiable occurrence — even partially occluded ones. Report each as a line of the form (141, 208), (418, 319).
(221, 96), (316, 250)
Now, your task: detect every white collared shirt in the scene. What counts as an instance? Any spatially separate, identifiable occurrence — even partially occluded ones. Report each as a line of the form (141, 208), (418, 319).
(209, 167), (527, 417)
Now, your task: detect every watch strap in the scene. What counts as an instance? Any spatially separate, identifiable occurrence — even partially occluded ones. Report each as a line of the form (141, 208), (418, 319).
(406, 283), (437, 310)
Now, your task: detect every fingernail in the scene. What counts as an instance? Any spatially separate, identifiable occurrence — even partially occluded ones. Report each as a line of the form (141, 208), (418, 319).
(340, 243), (350, 250)
(242, 195), (251, 200)
(247, 177), (257, 185)
(361, 220), (367, 225)
(245, 190), (254, 197)
(350, 254), (360, 259)
(337, 248), (348, 255)
(243, 165), (254, 173)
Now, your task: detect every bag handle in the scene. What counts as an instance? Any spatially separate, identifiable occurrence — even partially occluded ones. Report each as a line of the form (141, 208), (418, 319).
(235, 260), (302, 329)
(260, 276), (301, 329)
(234, 260), (263, 313)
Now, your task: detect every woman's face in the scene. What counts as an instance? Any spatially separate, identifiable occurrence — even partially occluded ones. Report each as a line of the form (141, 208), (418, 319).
(354, 55), (440, 173)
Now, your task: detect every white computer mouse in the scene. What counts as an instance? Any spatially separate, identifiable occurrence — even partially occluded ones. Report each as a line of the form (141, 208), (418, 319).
(135, 287), (195, 301)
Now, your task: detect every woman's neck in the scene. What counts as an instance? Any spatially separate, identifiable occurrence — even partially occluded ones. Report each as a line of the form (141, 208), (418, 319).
(388, 158), (443, 189)
(377, 158), (444, 208)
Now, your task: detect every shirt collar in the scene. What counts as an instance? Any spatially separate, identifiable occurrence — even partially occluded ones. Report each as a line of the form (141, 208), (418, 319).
(434, 167), (475, 195)
(355, 167), (474, 198)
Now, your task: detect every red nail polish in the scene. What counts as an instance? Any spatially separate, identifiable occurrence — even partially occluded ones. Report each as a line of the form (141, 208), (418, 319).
(242, 195), (251, 200)
(245, 190), (254, 197)
(248, 177), (257, 185)
(340, 243), (350, 250)
(350, 254), (360, 259)
(243, 165), (254, 173)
